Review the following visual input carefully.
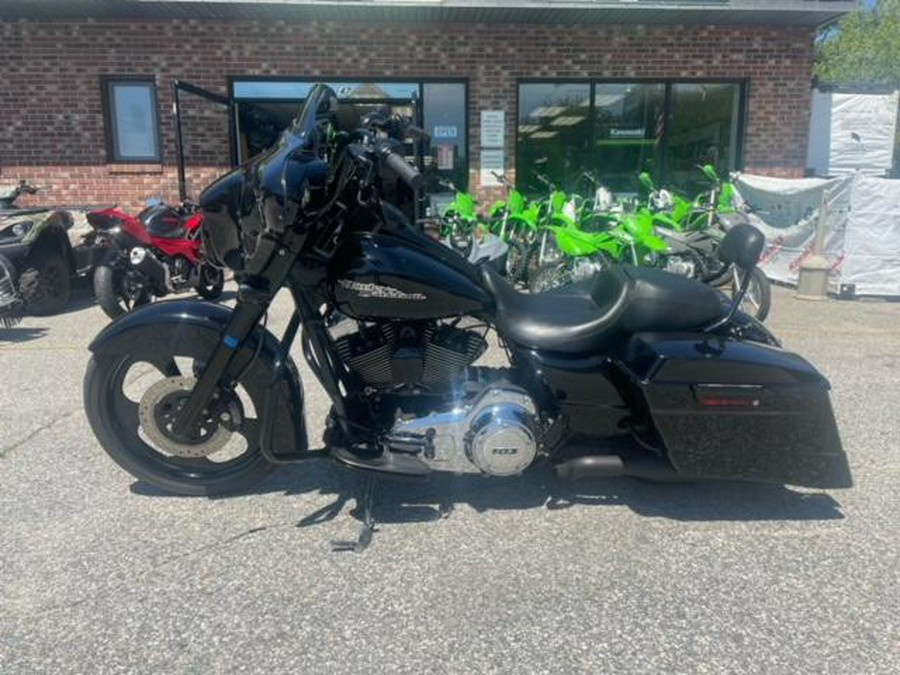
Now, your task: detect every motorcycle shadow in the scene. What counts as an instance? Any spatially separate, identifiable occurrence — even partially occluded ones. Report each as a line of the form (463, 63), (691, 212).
(130, 459), (844, 525)
(0, 326), (48, 343)
(276, 461), (845, 528)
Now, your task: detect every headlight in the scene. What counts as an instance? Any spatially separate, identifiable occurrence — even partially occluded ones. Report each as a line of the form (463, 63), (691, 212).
(1, 220), (34, 239)
(11, 221), (33, 237)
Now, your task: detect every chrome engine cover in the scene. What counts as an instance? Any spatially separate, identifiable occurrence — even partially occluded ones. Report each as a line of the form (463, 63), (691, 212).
(389, 386), (538, 476)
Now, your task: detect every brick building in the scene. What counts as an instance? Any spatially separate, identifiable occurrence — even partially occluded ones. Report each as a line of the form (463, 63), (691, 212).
(0, 0), (853, 210)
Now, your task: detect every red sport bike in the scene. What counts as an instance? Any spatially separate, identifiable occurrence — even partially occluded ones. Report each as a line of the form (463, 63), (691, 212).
(87, 201), (224, 319)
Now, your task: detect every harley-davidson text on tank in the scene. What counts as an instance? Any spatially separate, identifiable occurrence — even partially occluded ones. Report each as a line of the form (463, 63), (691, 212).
(338, 279), (426, 301)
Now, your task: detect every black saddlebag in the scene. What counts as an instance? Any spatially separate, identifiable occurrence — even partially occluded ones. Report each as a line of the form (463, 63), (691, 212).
(623, 333), (852, 489)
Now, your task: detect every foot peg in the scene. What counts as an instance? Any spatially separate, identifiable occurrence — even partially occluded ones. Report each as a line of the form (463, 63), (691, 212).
(331, 445), (430, 477)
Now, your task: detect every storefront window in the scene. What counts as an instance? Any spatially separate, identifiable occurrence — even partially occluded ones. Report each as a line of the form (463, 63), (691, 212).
(593, 83), (666, 191)
(666, 83), (741, 192)
(231, 79), (467, 193)
(423, 83), (467, 194)
(517, 83), (591, 193)
(517, 80), (744, 195)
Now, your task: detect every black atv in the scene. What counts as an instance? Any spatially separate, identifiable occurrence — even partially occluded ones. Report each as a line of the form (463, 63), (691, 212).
(0, 181), (99, 315)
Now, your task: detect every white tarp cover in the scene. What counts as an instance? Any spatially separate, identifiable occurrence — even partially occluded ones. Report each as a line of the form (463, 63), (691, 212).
(807, 90), (899, 177)
(734, 173), (900, 296)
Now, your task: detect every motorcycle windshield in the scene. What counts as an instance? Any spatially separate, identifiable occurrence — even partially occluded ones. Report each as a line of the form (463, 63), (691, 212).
(286, 83), (339, 150)
(253, 84), (338, 232)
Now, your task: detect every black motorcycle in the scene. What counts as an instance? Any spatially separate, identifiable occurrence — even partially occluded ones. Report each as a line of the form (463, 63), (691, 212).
(83, 85), (850, 550)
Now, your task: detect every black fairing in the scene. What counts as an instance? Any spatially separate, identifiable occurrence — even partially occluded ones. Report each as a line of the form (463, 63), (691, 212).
(329, 222), (492, 321)
(88, 300), (307, 460)
(198, 111), (328, 268)
(622, 332), (851, 489)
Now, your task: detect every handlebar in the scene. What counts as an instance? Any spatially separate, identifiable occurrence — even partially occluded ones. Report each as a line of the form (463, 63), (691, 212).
(381, 146), (425, 192)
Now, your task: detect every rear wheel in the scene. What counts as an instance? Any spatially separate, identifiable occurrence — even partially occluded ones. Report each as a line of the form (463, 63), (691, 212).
(733, 267), (771, 322)
(94, 264), (151, 319)
(83, 324), (274, 495)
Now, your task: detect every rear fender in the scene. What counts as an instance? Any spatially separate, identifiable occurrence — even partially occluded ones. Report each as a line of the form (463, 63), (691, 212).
(88, 300), (308, 459)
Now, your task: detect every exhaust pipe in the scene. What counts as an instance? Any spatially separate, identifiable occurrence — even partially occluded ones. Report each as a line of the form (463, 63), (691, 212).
(554, 454), (680, 482)
(129, 247), (172, 294)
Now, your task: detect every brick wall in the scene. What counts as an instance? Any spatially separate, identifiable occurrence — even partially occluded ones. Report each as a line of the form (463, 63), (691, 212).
(0, 18), (814, 210)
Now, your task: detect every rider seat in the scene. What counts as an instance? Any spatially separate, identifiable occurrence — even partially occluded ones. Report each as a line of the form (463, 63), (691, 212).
(481, 264), (724, 354)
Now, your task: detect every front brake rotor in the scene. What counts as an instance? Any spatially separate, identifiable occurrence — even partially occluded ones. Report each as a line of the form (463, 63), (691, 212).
(138, 376), (242, 458)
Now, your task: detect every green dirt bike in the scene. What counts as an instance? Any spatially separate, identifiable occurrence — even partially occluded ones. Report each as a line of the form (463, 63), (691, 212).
(648, 166), (771, 321)
(438, 179), (481, 259)
(530, 171), (669, 293)
(530, 207), (669, 293)
(529, 167), (770, 321)
(486, 172), (541, 284)
(507, 172), (589, 288)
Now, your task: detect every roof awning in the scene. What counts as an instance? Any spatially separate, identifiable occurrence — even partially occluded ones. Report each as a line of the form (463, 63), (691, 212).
(1, 0), (855, 27)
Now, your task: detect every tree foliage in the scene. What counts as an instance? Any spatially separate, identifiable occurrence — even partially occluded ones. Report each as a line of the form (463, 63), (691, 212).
(815, 0), (900, 86)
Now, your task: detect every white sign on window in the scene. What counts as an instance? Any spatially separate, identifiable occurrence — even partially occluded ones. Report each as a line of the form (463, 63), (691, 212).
(480, 111), (505, 148)
(480, 149), (505, 187)
(433, 125), (458, 139)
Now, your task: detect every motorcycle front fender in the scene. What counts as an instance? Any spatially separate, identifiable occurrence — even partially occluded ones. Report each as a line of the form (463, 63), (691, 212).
(88, 300), (308, 460)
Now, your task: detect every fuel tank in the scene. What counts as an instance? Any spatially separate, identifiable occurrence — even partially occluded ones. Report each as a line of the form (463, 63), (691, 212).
(329, 228), (493, 321)
(140, 204), (185, 239)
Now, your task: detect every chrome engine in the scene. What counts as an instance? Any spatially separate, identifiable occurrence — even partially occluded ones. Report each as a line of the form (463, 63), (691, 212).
(332, 319), (540, 476)
(663, 256), (697, 278)
(388, 385), (539, 476)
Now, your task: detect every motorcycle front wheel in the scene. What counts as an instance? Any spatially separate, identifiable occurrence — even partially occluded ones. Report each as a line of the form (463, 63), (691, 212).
(93, 264), (151, 319)
(83, 323), (274, 495)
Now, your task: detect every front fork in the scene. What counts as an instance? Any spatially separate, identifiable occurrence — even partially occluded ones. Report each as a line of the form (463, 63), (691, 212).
(170, 232), (300, 436)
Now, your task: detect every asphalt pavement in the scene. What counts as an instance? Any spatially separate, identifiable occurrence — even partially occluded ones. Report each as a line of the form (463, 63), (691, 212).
(1, 279), (898, 674)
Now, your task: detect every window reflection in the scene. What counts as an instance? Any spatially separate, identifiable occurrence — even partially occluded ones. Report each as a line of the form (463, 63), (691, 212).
(593, 84), (665, 191)
(667, 83), (741, 192)
(517, 83), (590, 193)
(517, 80), (743, 194)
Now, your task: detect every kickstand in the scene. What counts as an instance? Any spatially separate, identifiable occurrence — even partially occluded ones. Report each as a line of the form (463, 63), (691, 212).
(332, 473), (377, 553)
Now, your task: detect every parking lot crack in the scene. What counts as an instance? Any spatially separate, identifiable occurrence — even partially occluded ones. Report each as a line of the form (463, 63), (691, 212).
(0, 408), (82, 459)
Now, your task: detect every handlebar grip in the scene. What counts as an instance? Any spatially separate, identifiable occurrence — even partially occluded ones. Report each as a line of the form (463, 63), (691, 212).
(406, 124), (431, 142)
(383, 150), (425, 192)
